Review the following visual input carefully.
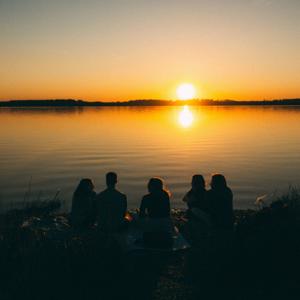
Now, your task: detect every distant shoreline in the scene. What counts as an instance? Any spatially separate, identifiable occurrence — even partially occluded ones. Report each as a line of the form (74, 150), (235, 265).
(0, 98), (300, 107)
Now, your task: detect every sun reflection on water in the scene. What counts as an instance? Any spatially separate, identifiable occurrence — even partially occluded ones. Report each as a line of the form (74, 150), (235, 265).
(178, 105), (194, 128)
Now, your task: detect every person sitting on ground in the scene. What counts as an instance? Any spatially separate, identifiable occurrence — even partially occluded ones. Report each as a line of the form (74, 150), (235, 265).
(71, 178), (96, 229)
(139, 177), (173, 247)
(96, 172), (127, 233)
(140, 177), (171, 219)
(183, 175), (213, 237)
(183, 174), (208, 211)
(207, 174), (234, 230)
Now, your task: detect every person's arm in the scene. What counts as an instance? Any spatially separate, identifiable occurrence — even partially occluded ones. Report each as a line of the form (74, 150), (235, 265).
(183, 191), (194, 209)
(182, 193), (189, 203)
(95, 195), (104, 225)
(228, 189), (234, 226)
(166, 193), (171, 215)
(139, 196), (147, 217)
(90, 192), (97, 225)
(189, 192), (201, 207)
(70, 195), (77, 225)
(123, 195), (127, 217)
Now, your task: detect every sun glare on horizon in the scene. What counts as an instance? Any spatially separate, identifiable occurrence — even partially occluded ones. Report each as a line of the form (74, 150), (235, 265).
(176, 83), (196, 100)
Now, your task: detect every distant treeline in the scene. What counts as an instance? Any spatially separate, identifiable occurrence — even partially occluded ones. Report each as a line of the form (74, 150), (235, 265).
(1, 98), (300, 107)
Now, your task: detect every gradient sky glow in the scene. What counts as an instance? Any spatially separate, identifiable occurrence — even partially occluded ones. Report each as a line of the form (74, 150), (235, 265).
(1, 0), (300, 101)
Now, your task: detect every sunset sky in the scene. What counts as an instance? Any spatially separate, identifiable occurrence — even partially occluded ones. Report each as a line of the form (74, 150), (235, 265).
(0, 0), (299, 101)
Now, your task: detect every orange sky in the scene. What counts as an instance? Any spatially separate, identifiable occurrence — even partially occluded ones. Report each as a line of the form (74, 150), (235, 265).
(0, 0), (299, 101)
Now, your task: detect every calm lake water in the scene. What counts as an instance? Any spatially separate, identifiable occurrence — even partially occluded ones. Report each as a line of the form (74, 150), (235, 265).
(0, 105), (300, 211)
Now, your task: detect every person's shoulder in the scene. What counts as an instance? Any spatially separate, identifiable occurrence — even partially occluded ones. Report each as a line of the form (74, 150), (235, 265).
(119, 190), (126, 197)
(206, 189), (213, 195)
(163, 190), (170, 196)
(114, 189), (127, 199)
(226, 187), (233, 197)
(202, 188), (208, 194)
(185, 189), (193, 197)
(206, 189), (215, 199)
(142, 194), (151, 202)
(143, 193), (151, 199)
(182, 190), (190, 202)
(120, 191), (127, 200)
(96, 189), (108, 199)
(97, 189), (106, 196)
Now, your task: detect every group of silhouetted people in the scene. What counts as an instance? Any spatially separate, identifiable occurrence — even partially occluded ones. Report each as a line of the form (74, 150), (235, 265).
(183, 174), (234, 230)
(71, 172), (234, 239)
(71, 172), (127, 232)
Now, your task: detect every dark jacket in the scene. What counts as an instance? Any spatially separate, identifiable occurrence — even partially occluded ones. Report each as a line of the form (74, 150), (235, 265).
(207, 187), (234, 230)
(71, 190), (96, 228)
(96, 188), (127, 232)
(139, 190), (170, 218)
(183, 188), (208, 211)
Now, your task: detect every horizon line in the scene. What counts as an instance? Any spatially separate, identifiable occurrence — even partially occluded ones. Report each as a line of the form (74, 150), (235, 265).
(1, 98), (300, 108)
(1, 97), (300, 103)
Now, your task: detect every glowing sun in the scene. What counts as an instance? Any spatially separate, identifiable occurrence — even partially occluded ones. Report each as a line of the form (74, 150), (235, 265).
(176, 83), (196, 100)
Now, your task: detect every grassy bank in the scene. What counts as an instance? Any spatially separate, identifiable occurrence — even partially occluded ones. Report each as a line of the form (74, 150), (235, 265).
(0, 190), (300, 300)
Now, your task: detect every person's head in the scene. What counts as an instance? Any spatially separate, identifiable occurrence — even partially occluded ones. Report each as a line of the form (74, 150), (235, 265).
(75, 178), (94, 196)
(191, 175), (205, 190)
(210, 174), (227, 190)
(147, 177), (164, 194)
(106, 172), (117, 188)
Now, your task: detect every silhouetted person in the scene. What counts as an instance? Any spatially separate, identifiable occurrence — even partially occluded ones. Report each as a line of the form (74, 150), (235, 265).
(96, 172), (127, 233)
(71, 178), (96, 229)
(183, 174), (207, 211)
(139, 178), (173, 247)
(183, 175), (213, 240)
(207, 174), (234, 230)
(140, 177), (170, 219)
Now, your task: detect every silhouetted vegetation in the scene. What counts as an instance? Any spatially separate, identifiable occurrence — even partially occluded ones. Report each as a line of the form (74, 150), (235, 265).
(0, 190), (299, 299)
(0, 98), (300, 107)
